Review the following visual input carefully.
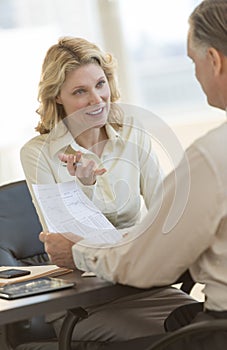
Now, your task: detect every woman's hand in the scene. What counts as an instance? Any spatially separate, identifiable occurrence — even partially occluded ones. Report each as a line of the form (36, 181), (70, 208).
(58, 152), (106, 185)
(39, 232), (81, 269)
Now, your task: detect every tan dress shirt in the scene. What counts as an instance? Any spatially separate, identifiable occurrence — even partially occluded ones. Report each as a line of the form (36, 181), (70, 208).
(73, 121), (227, 312)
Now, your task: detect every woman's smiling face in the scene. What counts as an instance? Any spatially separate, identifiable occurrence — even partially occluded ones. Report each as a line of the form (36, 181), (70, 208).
(56, 63), (111, 130)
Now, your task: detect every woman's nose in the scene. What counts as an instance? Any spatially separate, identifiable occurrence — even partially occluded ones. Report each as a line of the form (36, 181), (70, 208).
(89, 91), (102, 105)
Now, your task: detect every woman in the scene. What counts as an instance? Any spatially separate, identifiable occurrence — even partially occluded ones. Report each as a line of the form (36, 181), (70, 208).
(20, 36), (163, 232)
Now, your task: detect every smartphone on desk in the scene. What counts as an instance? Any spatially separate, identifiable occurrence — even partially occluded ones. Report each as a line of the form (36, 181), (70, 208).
(0, 268), (31, 279)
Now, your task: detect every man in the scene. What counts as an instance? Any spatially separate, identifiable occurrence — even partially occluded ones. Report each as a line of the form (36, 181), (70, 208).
(20, 0), (227, 349)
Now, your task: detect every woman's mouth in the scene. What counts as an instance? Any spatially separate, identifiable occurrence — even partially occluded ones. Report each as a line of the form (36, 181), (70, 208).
(86, 107), (104, 116)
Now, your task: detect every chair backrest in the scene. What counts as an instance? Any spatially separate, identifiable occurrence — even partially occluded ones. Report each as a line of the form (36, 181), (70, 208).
(0, 180), (48, 266)
(0, 181), (56, 348)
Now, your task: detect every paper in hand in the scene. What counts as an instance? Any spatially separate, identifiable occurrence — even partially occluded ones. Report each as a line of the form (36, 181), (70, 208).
(32, 181), (122, 244)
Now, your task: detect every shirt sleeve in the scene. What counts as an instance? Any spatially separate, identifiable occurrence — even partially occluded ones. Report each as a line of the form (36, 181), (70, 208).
(72, 144), (222, 288)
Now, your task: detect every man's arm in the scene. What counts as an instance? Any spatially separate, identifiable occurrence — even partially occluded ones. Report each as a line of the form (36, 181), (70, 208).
(72, 145), (222, 288)
(39, 232), (82, 269)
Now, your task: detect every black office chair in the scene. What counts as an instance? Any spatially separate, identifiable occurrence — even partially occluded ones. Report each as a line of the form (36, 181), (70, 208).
(145, 318), (227, 350)
(0, 180), (56, 349)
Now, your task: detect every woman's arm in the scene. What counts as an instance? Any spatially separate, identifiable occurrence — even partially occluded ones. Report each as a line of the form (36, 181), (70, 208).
(20, 138), (57, 230)
(138, 128), (164, 210)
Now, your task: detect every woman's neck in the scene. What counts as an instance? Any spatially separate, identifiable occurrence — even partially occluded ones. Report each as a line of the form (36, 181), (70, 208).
(75, 126), (108, 157)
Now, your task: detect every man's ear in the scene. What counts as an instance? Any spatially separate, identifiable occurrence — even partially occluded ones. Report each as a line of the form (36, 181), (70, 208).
(207, 47), (222, 76)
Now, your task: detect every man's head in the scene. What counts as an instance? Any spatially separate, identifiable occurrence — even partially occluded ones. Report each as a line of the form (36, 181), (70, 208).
(188, 0), (227, 110)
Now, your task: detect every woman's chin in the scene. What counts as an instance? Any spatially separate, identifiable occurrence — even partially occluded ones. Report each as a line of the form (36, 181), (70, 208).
(87, 116), (108, 129)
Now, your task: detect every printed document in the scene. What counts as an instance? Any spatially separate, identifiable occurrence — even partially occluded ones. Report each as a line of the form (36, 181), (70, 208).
(32, 181), (122, 244)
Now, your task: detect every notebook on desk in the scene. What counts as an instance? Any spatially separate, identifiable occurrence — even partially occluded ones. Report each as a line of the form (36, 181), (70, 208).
(0, 265), (72, 287)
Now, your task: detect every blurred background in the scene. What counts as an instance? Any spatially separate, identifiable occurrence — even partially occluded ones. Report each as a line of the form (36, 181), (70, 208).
(0, 0), (225, 184)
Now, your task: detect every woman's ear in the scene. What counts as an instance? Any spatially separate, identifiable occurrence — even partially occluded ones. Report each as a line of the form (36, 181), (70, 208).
(56, 95), (63, 104)
(207, 47), (223, 76)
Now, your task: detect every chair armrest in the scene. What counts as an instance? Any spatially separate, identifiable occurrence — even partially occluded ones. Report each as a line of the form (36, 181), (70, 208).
(175, 270), (195, 294)
(58, 307), (88, 350)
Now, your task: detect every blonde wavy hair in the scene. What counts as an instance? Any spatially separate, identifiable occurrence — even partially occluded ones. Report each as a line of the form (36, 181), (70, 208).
(36, 37), (122, 134)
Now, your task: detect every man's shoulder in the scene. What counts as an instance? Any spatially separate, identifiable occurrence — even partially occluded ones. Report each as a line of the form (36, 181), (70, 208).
(194, 122), (227, 151)
(190, 122), (227, 176)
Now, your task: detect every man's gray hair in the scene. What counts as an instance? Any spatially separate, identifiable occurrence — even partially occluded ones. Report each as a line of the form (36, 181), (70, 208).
(189, 0), (227, 56)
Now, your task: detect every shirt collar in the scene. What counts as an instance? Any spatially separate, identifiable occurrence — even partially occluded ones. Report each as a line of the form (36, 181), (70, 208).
(49, 121), (123, 158)
(105, 123), (122, 142)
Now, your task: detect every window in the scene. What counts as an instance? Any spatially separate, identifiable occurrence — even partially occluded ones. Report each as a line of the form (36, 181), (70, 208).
(118, 0), (223, 122)
(0, 0), (224, 184)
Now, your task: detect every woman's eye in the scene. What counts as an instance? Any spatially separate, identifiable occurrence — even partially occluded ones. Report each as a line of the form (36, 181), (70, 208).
(73, 89), (85, 95)
(97, 80), (106, 88)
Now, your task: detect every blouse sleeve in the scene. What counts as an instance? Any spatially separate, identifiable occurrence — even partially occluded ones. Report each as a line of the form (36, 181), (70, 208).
(138, 126), (164, 210)
(20, 138), (56, 230)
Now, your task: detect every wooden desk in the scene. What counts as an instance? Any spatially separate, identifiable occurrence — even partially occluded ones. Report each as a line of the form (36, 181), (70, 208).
(0, 269), (144, 326)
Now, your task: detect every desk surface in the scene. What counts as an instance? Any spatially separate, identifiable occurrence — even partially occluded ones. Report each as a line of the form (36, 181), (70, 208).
(0, 269), (144, 326)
